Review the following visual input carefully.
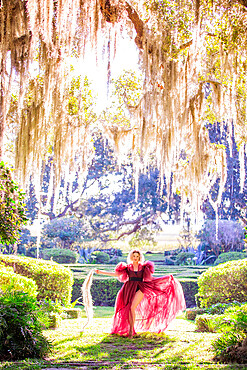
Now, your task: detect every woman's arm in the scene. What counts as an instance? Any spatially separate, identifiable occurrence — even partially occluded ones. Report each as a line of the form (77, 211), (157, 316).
(95, 269), (118, 277)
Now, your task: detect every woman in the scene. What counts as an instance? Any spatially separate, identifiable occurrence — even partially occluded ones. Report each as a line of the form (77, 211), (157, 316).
(95, 249), (186, 338)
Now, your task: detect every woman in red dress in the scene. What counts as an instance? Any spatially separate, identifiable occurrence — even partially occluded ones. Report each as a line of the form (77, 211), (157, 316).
(95, 249), (186, 338)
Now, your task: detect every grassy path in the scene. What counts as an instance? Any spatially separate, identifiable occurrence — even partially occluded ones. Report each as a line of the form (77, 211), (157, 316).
(1, 310), (247, 369)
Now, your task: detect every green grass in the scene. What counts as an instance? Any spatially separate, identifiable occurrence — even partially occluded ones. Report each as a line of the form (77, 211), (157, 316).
(1, 308), (246, 369)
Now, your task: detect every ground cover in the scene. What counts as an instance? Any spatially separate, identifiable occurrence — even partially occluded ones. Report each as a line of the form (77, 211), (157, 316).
(1, 307), (246, 370)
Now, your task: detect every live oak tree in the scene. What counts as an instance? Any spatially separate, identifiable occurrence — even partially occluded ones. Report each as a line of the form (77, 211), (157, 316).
(23, 70), (179, 244)
(29, 134), (176, 243)
(1, 0), (247, 220)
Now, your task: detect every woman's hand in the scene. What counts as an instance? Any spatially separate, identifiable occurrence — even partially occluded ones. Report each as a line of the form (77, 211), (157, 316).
(95, 269), (100, 274)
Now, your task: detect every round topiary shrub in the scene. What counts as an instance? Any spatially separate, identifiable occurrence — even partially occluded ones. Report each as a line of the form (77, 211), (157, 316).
(0, 255), (73, 305)
(214, 252), (246, 266)
(42, 248), (79, 264)
(0, 264), (38, 297)
(175, 252), (195, 265)
(90, 251), (110, 264)
(197, 259), (247, 308)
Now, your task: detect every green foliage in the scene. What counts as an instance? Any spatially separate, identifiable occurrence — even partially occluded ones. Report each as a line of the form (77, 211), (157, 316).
(179, 279), (198, 308)
(212, 304), (247, 363)
(112, 70), (143, 108)
(0, 264), (38, 297)
(186, 302), (236, 321)
(0, 255), (73, 305)
(205, 302), (236, 315)
(36, 298), (65, 329)
(213, 331), (245, 363)
(197, 219), (245, 257)
(0, 162), (27, 245)
(221, 303), (247, 332)
(72, 277), (123, 306)
(42, 217), (84, 248)
(146, 0), (193, 55)
(0, 290), (51, 360)
(63, 308), (82, 319)
(72, 277), (198, 308)
(48, 313), (62, 329)
(129, 228), (157, 251)
(197, 259), (247, 308)
(67, 75), (97, 124)
(90, 251), (110, 264)
(195, 314), (217, 333)
(42, 247), (79, 264)
(214, 251), (246, 266)
(175, 252), (195, 265)
(185, 307), (205, 320)
(38, 297), (65, 316)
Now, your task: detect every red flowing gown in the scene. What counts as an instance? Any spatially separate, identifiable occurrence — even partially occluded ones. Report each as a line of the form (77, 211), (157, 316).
(111, 261), (186, 336)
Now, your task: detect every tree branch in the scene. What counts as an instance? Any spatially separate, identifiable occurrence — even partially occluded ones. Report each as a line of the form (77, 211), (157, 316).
(99, 0), (144, 48)
(124, 1), (144, 49)
(97, 212), (157, 242)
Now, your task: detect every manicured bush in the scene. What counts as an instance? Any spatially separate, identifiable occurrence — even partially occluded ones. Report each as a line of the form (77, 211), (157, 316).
(72, 277), (198, 308)
(0, 291), (51, 360)
(43, 248), (79, 264)
(0, 254), (73, 305)
(180, 279), (198, 307)
(214, 251), (246, 266)
(108, 256), (120, 264)
(197, 259), (247, 308)
(0, 264), (38, 297)
(90, 251), (110, 264)
(72, 277), (123, 306)
(175, 252), (195, 265)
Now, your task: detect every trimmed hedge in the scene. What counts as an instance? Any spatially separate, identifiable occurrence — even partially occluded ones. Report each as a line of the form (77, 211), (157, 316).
(0, 264), (38, 297)
(72, 277), (123, 306)
(72, 277), (198, 308)
(180, 280), (198, 307)
(214, 251), (246, 266)
(0, 254), (73, 305)
(197, 258), (247, 308)
(42, 248), (79, 264)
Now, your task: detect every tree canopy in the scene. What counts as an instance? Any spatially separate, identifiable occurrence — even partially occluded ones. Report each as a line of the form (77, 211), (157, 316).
(0, 162), (27, 245)
(1, 0), (247, 216)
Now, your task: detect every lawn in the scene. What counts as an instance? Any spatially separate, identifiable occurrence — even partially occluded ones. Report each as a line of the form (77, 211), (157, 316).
(1, 307), (247, 370)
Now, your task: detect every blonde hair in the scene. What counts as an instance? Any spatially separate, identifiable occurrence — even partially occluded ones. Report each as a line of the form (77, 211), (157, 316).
(127, 249), (145, 264)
